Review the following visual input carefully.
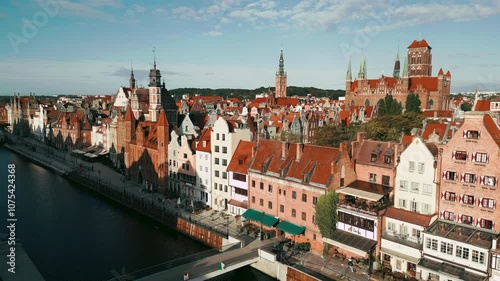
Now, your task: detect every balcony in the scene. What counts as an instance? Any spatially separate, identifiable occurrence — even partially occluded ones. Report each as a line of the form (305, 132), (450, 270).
(382, 231), (421, 250)
(339, 198), (392, 216)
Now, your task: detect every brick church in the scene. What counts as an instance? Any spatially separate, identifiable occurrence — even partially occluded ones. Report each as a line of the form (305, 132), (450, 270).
(345, 39), (451, 111)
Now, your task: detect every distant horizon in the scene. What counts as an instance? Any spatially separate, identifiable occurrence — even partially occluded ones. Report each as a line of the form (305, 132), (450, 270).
(1, 1), (499, 95)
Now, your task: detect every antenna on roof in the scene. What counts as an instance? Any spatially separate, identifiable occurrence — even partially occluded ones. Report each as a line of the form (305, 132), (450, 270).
(418, 32), (421, 41)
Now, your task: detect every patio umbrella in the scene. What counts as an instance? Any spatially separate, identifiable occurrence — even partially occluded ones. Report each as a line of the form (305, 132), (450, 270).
(177, 197), (181, 205)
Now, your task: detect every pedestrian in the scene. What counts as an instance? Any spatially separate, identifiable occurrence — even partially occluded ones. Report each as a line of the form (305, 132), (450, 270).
(348, 258), (354, 272)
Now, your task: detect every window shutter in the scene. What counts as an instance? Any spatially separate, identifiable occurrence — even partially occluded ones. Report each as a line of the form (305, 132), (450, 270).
(471, 152), (476, 162)
(439, 211), (444, 219)
(478, 197), (483, 208)
(480, 176), (485, 185)
(476, 218), (481, 228)
(463, 130), (467, 138)
(458, 214), (463, 223)
(486, 154), (489, 163)
(442, 172), (447, 180)
(494, 200), (497, 210)
(452, 151), (456, 160)
(458, 194), (463, 203)
(441, 192), (445, 200)
(460, 173), (464, 182)
(478, 131), (481, 139)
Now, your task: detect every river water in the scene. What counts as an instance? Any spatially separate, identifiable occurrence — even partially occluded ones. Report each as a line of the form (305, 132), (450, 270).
(0, 147), (275, 281)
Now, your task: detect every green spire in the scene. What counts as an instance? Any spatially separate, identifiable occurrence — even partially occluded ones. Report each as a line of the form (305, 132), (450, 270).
(278, 49), (285, 76)
(358, 58), (363, 79)
(393, 50), (400, 79)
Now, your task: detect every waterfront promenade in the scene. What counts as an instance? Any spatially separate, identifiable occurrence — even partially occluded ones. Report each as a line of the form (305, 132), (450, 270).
(4, 135), (380, 281)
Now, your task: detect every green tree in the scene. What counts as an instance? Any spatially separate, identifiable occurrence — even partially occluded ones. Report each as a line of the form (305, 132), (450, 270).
(315, 191), (339, 239)
(405, 93), (422, 113)
(357, 112), (424, 141)
(460, 102), (472, 112)
(378, 94), (403, 116)
(313, 124), (357, 148)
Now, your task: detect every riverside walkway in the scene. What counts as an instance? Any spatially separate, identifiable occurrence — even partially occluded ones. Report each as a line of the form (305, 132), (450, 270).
(4, 135), (383, 281)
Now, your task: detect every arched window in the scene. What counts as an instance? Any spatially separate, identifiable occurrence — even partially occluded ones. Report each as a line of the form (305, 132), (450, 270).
(428, 99), (434, 110)
(364, 99), (370, 106)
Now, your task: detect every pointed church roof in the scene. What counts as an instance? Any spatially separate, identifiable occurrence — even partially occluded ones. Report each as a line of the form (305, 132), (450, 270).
(438, 68), (444, 76)
(445, 70), (451, 77)
(408, 39), (431, 49)
(157, 109), (168, 127)
(124, 102), (135, 122)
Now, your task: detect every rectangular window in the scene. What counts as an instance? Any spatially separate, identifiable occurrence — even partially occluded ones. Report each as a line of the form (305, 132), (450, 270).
(422, 203), (431, 214)
(216, 133), (220, 140)
(481, 198), (495, 209)
(312, 215), (316, 224)
(301, 212), (306, 221)
(463, 173), (477, 184)
(400, 180), (408, 190)
(431, 239), (438, 251)
(222, 147), (227, 154)
(292, 191), (297, 199)
(443, 211), (455, 221)
(280, 205), (284, 213)
(472, 250), (480, 263)
(313, 196), (318, 205)
(222, 159), (227, 166)
(388, 222), (395, 231)
(465, 130), (480, 139)
(251, 196), (255, 203)
(418, 163), (425, 173)
(462, 194), (474, 205)
(411, 201), (418, 212)
(302, 193), (307, 202)
(384, 155), (392, 164)
(382, 175), (390, 186)
(215, 170), (219, 177)
(292, 209), (296, 217)
(222, 134), (225, 141)
(484, 176), (497, 187)
(215, 158), (220, 165)
(260, 199), (263, 206)
(251, 180), (255, 188)
(410, 182), (420, 192)
(260, 182), (264, 190)
(480, 219), (493, 230)
(454, 151), (467, 161)
(371, 153), (377, 162)
(232, 173), (246, 182)
(398, 199), (407, 208)
(412, 228), (421, 239)
(224, 185), (228, 192)
(409, 161), (415, 172)
(444, 191), (456, 201)
(222, 172), (227, 179)
(268, 185), (273, 193)
(215, 146), (219, 152)
(423, 184), (432, 194)
(445, 171), (458, 181)
(268, 201), (272, 209)
(474, 152), (488, 163)
(369, 173), (377, 182)
(461, 215), (473, 225)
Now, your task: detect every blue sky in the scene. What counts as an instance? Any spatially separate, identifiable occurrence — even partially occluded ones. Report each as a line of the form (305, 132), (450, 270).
(1, 0), (500, 95)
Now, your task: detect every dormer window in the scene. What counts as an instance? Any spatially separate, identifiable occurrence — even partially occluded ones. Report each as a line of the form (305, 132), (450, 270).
(384, 155), (392, 164)
(371, 154), (377, 162)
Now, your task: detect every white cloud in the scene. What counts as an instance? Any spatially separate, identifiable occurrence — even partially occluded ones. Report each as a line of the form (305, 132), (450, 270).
(204, 30), (223, 36)
(169, 0), (500, 34)
(153, 8), (167, 14)
(58, 0), (114, 20)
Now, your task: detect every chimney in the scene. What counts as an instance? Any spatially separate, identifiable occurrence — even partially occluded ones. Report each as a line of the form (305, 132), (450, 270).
(282, 141), (289, 159)
(356, 132), (367, 142)
(296, 143), (304, 161)
(434, 111), (437, 118)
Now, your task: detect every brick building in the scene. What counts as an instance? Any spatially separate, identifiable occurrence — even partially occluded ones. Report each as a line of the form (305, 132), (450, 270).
(247, 140), (356, 253)
(345, 39), (451, 111)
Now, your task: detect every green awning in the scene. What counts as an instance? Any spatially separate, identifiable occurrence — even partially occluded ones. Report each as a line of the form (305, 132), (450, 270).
(276, 220), (306, 235)
(242, 208), (279, 227)
(260, 213), (279, 227)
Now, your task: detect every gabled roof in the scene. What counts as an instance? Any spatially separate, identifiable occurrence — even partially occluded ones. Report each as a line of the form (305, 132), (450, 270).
(409, 77), (438, 91)
(276, 97), (298, 107)
(196, 128), (212, 153)
(227, 140), (254, 174)
(401, 135), (413, 147)
(484, 114), (500, 147)
(386, 206), (433, 227)
(354, 140), (397, 167)
(408, 39), (431, 49)
(422, 123), (448, 141)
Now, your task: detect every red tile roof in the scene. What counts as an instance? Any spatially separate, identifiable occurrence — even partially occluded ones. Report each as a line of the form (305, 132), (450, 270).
(422, 123), (448, 140)
(385, 206), (434, 227)
(445, 70), (451, 77)
(249, 140), (342, 187)
(401, 135), (413, 147)
(354, 140), (397, 167)
(227, 140), (255, 174)
(408, 39), (431, 49)
(438, 68), (444, 76)
(196, 128), (212, 153)
(276, 97), (299, 107)
(409, 77), (438, 91)
(484, 114), (500, 147)
(474, 100), (490, 111)
(422, 110), (452, 118)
